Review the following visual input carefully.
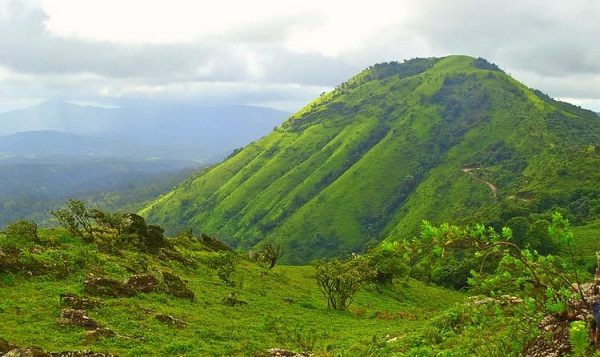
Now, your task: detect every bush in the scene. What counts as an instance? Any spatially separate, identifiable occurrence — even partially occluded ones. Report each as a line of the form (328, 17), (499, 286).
(312, 257), (375, 310)
(208, 251), (238, 286)
(5, 219), (39, 242)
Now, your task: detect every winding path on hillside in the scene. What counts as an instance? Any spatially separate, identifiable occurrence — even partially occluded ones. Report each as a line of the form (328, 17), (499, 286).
(461, 168), (498, 199)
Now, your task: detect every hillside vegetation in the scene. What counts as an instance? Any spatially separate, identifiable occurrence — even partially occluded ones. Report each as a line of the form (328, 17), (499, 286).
(0, 209), (467, 356)
(142, 55), (600, 264)
(2, 203), (597, 356)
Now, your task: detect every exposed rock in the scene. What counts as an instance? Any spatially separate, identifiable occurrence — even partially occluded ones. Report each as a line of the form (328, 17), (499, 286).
(0, 338), (18, 354)
(0, 339), (115, 357)
(50, 352), (116, 357)
(162, 272), (194, 301)
(223, 292), (248, 306)
(59, 294), (103, 310)
(256, 348), (309, 357)
(2, 347), (51, 357)
(155, 314), (186, 329)
(122, 274), (159, 293)
(83, 329), (115, 343)
(201, 233), (232, 252)
(83, 274), (135, 298)
(57, 309), (101, 330)
(523, 315), (570, 357)
(157, 248), (196, 267)
(468, 294), (524, 306)
(524, 256), (600, 356)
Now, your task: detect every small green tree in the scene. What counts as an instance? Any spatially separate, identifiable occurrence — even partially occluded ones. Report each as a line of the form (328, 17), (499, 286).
(258, 242), (284, 269)
(52, 199), (95, 241)
(312, 257), (375, 310)
(5, 219), (39, 241)
(363, 243), (410, 284)
(208, 251), (238, 286)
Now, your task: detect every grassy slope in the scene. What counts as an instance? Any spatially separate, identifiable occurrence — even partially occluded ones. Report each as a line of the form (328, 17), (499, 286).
(0, 229), (464, 356)
(141, 55), (600, 264)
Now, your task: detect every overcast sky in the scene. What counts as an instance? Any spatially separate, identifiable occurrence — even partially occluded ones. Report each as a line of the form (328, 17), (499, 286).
(1, 0), (599, 113)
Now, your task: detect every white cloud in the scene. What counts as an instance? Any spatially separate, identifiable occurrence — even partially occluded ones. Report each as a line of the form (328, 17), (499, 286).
(0, 0), (598, 113)
(41, 0), (317, 44)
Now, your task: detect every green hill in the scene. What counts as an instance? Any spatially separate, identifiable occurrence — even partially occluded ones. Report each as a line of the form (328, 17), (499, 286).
(141, 55), (600, 264)
(0, 225), (465, 356)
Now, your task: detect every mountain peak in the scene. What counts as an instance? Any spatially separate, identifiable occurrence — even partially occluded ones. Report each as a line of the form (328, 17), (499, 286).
(142, 56), (600, 263)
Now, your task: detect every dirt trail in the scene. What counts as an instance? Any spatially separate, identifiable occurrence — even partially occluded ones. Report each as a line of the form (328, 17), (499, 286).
(461, 168), (498, 199)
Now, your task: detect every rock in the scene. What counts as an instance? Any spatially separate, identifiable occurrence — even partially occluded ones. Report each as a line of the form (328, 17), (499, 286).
(0, 340), (115, 357)
(123, 274), (159, 293)
(83, 274), (135, 298)
(162, 272), (194, 301)
(83, 329), (115, 343)
(524, 315), (571, 357)
(50, 352), (116, 357)
(2, 347), (50, 357)
(201, 233), (232, 252)
(256, 348), (309, 357)
(155, 314), (186, 329)
(0, 338), (18, 354)
(53, 352), (115, 357)
(157, 248), (195, 267)
(59, 294), (103, 310)
(468, 295), (523, 306)
(57, 309), (101, 330)
(223, 292), (248, 306)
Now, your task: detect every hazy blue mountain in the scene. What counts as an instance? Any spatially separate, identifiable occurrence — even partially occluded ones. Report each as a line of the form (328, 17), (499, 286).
(0, 100), (290, 228)
(0, 130), (194, 163)
(0, 100), (290, 162)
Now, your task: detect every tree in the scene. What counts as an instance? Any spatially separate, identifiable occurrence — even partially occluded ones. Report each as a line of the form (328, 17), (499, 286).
(363, 242), (410, 284)
(51, 199), (95, 241)
(312, 257), (375, 310)
(402, 214), (585, 309)
(51, 200), (167, 253)
(258, 242), (284, 269)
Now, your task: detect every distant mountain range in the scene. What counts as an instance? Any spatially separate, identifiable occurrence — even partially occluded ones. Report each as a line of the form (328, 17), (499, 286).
(0, 100), (290, 163)
(141, 55), (600, 264)
(0, 100), (290, 228)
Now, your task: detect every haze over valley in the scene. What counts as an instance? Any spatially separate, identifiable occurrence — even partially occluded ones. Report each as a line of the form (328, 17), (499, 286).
(0, 99), (289, 225)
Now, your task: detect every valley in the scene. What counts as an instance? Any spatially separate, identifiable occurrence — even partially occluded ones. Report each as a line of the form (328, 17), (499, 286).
(0, 101), (290, 228)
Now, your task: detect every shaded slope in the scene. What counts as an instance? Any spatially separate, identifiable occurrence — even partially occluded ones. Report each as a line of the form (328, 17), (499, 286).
(142, 55), (600, 264)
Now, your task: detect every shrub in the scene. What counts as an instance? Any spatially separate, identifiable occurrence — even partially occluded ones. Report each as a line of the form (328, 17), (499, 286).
(208, 251), (238, 286)
(312, 257), (375, 310)
(5, 219), (39, 242)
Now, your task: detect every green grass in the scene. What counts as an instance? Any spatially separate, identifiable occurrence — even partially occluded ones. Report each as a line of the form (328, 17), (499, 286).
(0, 229), (465, 356)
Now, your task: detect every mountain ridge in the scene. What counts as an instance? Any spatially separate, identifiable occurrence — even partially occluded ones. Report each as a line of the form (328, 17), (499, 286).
(0, 100), (290, 162)
(141, 55), (600, 263)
